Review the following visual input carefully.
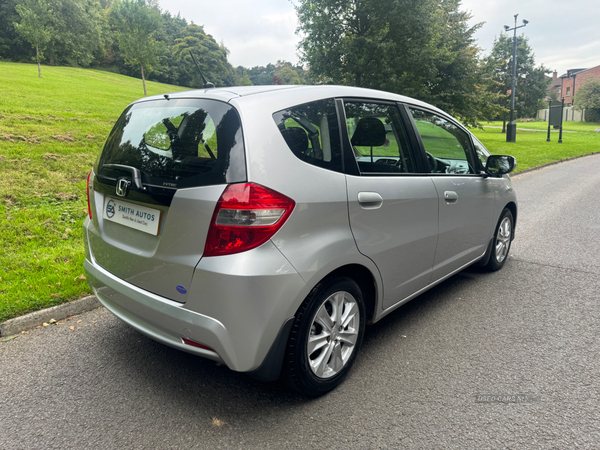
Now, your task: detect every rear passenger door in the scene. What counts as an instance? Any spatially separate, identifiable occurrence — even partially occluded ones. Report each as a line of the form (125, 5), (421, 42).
(340, 100), (439, 310)
(407, 108), (496, 279)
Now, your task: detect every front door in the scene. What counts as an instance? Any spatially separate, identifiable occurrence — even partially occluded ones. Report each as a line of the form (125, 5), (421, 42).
(408, 108), (495, 279)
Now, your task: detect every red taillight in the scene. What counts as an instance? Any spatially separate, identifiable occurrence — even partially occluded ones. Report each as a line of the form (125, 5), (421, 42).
(204, 183), (295, 257)
(86, 170), (92, 219)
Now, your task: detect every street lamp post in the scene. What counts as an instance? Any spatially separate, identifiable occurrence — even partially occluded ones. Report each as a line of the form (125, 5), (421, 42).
(504, 14), (528, 143)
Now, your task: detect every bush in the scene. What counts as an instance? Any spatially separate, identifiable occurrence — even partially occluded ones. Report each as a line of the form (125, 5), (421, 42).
(584, 108), (600, 123)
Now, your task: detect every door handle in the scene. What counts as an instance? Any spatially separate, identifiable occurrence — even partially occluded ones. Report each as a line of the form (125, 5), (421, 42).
(444, 191), (458, 203)
(358, 192), (383, 210)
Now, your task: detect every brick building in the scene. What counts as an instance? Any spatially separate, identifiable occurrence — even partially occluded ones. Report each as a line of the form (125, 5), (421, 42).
(547, 71), (562, 100)
(558, 64), (600, 105)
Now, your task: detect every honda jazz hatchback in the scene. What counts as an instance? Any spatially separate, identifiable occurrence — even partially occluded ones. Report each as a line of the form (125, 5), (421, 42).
(84, 85), (517, 396)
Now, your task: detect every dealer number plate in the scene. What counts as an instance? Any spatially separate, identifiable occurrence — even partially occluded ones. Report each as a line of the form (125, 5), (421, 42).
(103, 197), (162, 235)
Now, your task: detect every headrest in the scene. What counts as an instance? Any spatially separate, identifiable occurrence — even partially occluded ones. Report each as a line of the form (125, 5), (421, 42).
(351, 117), (386, 147)
(281, 127), (309, 155)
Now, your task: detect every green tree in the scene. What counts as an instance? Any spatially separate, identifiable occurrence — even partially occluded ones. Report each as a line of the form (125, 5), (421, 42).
(574, 77), (600, 122)
(44, 0), (106, 67)
(244, 63), (277, 85)
(13, 0), (54, 77)
(172, 24), (233, 88)
(484, 34), (549, 129)
(276, 64), (301, 84)
(7, 0), (106, 69)
(239, 70), (253, 86)
(148, 11), (189, 85)
(424, 2), (502, 124)
(0, 0), (31, 62)
(295, 0), (494, 125)
(110, 0), (164, 95)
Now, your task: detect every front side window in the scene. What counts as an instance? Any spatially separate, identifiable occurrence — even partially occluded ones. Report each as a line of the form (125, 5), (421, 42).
(410, 109), (476, 174)
(344, 102), (416, 174)
(472, 136), (490, 169)
(273, 99), (343, 173)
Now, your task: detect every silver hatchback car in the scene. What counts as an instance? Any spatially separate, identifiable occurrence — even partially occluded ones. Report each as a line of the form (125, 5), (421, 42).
(84, 85), (517, 396)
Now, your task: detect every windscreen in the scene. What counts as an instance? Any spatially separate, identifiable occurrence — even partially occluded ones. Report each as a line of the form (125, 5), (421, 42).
(97, 98), (246, 190)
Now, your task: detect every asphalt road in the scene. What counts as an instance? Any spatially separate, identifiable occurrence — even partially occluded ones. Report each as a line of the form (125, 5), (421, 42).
(2, 155), (600, 449)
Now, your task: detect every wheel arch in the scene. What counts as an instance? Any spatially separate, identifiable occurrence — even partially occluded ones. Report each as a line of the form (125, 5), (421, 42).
(248, 263), (379, 383)
(319, 263), (378, 324)
(504, 201), (517, 239)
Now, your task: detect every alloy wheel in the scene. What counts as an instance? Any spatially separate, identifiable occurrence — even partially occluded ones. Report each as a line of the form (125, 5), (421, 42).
(495, 216), (512, 263)
(307, 291), (360, 379)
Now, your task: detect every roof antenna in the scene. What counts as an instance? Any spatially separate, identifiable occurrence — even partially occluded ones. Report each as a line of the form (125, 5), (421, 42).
(188, 50), (215, 89)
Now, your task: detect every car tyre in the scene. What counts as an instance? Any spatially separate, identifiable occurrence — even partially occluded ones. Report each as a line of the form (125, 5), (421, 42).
(485, 208), (514, 271)
(283, 277), (366, 396)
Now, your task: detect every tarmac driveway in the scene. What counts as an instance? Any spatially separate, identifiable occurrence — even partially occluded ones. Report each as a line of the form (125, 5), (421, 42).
(2, 154), (600, 449)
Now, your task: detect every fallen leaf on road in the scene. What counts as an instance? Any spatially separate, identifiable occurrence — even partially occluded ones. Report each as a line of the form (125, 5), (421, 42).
(1, 336), (18, 342)
(66, 317), (72, 321)
(92, 321), (97, 323)
(49, 319), (57, 324)
(21, 331), (29, 334)
(211, 418), (226, 427)
(43, 323), (49, 327)
(70, 326), (75, 331)
(36, 326), (41, 329)
(58, 322), (64, 325)
(77, 320), (82, 323)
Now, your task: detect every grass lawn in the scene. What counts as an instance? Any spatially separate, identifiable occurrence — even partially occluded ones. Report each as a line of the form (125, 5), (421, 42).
(0, 62), (189, 322)
(0, 63), (599, 323)
(471, 120), (600, 172)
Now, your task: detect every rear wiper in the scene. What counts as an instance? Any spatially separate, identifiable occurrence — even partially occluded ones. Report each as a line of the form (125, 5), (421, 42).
(203, 141), (216, 159)
(162, 118), (180, 144)
(103, 164), (146, 191)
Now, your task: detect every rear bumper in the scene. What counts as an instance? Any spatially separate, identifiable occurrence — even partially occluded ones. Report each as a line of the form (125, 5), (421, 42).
(85, 258), (236, 365)
(84, 238), (307, 373)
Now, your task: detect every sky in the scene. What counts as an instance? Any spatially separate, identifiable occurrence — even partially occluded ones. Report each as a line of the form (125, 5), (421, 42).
(158, 0), (600, 76)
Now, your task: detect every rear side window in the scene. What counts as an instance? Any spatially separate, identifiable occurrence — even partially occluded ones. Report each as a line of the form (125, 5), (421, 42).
(344, 101), (417, 174)
(97, 98), (246, 189)
(272, 99), (343, 173)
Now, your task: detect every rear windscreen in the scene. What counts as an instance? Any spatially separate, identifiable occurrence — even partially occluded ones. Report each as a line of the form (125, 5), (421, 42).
(97, 98), (246, 189)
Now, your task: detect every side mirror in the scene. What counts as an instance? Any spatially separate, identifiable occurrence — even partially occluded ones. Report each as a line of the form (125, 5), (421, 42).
(486, 155), (516, 176)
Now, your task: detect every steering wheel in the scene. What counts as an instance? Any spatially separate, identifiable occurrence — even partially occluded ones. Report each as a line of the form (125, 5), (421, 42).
(426, 151), (437, 173)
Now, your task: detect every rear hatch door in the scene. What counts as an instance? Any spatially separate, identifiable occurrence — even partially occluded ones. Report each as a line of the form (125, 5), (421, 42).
(87, 97), (246, 302)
